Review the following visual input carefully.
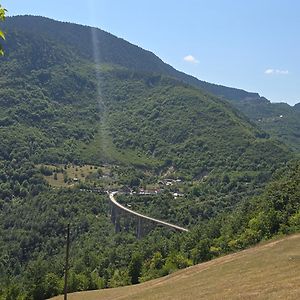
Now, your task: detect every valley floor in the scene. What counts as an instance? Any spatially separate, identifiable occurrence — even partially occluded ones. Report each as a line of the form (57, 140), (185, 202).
(50, 233), (300, 300)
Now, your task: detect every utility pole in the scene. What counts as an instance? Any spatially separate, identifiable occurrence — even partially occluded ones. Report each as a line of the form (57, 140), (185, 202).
(64, 224), (70, 300)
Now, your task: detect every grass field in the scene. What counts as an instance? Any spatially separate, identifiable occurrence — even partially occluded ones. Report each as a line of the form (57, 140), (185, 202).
(39, 164), (104, 188)
(50, 234), (300, 300)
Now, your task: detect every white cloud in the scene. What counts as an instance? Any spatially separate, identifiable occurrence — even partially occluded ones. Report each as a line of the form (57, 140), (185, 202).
(265, 69), (289, 75)
(184, 55), (199, 64)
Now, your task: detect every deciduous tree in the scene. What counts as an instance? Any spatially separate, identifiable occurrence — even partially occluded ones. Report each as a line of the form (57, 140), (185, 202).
(0, 4), (6, 55)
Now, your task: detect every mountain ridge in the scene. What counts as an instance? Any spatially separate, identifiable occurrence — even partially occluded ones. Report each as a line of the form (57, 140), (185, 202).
(3, 15), (265, 102)
(0, 15), (292, 178)
(4, 15), (299, 110)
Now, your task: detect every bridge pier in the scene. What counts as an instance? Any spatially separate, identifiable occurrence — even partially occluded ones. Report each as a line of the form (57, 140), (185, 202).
(115, 215), (121, 233)
(111, 204), (116, 224)
(136, 217), (143, 239)
(108, 192), (189, 239)
(111, 204), (121, 233)
(124, 217), (130, 232)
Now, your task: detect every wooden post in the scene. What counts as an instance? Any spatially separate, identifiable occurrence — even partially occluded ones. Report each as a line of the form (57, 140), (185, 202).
(64, 224), (70, 300)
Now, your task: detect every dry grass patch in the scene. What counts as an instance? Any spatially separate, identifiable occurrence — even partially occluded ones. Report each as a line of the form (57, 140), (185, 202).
(38, 164), (105, 188)
(50, 234), (300, 300)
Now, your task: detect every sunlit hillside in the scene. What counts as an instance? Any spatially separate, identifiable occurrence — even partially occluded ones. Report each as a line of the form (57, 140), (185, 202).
(51, 234), (300, 300)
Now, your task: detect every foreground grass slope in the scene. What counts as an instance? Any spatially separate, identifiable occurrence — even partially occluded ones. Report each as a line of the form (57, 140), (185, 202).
(52, 234), (300, 300)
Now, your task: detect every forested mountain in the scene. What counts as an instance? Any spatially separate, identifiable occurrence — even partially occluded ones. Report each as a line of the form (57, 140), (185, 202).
(0, 16), (298, 299)
(228, 97), (300, 152)
(3, 15), (299, 155)
(3, 15), (264, 102)
(0, 16), (291, 174)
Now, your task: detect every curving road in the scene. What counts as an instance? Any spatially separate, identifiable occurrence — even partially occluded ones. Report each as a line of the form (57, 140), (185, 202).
(109, 192), (189, 232)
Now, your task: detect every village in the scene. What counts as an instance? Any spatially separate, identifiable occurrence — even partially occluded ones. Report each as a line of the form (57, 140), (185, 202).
(39, 163), (187, 199)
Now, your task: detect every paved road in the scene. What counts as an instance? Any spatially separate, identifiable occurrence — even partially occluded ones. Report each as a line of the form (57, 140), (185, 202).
(109, 192), (189, 232)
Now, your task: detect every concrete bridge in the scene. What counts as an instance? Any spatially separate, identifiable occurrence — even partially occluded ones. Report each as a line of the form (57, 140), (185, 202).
(109, 192), (189, 239)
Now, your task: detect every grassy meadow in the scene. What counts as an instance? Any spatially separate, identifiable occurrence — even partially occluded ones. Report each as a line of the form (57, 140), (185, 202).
(51, 234), (300, 300)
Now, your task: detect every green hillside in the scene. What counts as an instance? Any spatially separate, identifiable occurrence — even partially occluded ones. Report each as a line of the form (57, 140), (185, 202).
(0, 16), (291, 219)
(0, 17), (291, 176)
(2, 15), (264, 102)
(0, 16), (298, 300)
(228, 97), (300, 152)
(101, 70), (289, 177)
(3, 16), (299, 155)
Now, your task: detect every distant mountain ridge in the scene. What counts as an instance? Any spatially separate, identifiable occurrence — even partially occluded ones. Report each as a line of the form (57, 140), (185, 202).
(227, 97), (300, 152)
(2, 16), (299, 153)
(294, 103), (300, 111)
(0, 15), (291, 176)
(3, 15), (263, 102)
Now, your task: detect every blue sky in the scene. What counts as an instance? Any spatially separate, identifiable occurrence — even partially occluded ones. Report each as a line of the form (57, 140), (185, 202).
(2, 0), (299, 105)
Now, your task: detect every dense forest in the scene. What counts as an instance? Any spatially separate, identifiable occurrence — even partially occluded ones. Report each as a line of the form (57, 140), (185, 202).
(0, 16), (299, 299)
(0, 158), (299, 299)
(228, 97), (300, 152)
(2, 16), (271, 102)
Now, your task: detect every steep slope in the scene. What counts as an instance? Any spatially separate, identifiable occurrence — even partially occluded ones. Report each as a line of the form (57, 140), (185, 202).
(101, 70), (289, 177)
(0, 17), (290, 177)
(4, 16), (299, 154)
(51, 234), (300, 300)
(0, 16), (292, 226)
(2, 15), (263, 102)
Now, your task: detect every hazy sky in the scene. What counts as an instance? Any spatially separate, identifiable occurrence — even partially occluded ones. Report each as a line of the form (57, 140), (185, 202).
(2, 0), (299, 105)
